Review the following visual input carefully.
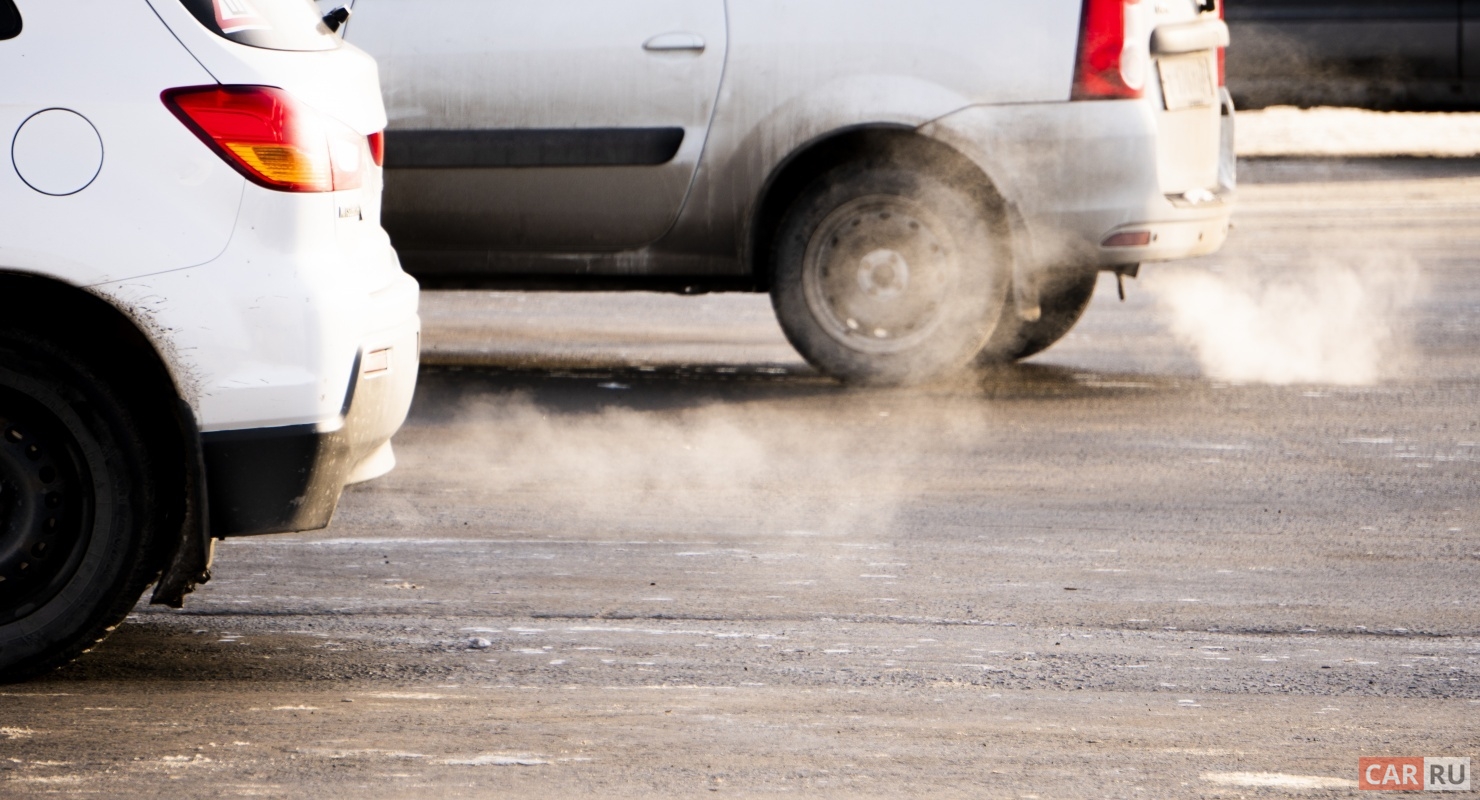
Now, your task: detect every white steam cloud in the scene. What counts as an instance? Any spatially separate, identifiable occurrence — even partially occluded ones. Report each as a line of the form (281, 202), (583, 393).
(1143, 259), (1421, 386)
(392, 391), (990, 535)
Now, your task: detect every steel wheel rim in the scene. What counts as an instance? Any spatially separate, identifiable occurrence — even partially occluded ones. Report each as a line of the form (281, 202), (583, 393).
(801, 194), (961, 354)
(0, 386), (93, 623)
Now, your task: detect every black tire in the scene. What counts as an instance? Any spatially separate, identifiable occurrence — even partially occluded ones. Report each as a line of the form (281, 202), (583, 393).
(977, 268), (1098, 364)
(769, 162), (1010, 386)
(0, 332), (159, 682)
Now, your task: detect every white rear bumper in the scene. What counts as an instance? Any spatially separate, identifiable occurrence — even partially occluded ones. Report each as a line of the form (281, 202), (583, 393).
(90, 187), (420, 437)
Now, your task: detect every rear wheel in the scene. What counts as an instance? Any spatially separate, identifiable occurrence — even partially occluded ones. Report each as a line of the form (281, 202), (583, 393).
(977, 268), (1098, 363)
(769, 163), (1009, 386)
(0, 333), (158, 682)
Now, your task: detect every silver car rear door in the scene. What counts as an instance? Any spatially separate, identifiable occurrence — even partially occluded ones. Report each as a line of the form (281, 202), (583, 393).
(346, 0), (727, 257)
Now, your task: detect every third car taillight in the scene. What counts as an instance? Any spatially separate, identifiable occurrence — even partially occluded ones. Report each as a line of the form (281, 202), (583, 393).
(163, 85), (370, 193)
(1216, 0), (1226, 86)
(367, 131), (385, 167)
(1072, 0), (1150, 101)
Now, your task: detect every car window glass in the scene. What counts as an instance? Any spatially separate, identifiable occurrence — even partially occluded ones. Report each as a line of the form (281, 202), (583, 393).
(178, 0), (337, 51)
(0, 0), (21, 41)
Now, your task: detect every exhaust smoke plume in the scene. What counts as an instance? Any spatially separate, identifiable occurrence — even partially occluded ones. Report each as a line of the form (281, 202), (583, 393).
(394, 391), (990, 536)
(1143, 259), (1421, 386)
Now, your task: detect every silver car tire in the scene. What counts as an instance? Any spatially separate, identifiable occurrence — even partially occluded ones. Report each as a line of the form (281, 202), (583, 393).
(977, 268), (1099, 364)
(769, 164), (1009, 386)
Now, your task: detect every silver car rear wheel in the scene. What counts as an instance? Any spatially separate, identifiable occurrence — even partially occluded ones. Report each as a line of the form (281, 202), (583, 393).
(771, 163), (1009, 386)
(801, 195), (960, 355)
(977, 268), (1099, 364)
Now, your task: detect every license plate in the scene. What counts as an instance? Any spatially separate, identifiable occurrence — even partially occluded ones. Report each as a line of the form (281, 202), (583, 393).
(1158, 53), (1216, 112)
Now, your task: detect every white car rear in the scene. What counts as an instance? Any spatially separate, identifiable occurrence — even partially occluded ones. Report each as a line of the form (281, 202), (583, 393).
(346, 0), (1233, 385)
(0, 0), (418, 680)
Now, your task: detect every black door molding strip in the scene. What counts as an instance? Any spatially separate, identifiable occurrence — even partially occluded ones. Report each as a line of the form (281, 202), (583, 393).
(383, 127), (686, 169)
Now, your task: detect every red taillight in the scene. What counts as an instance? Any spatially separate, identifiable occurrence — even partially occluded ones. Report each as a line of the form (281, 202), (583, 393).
(163, 85), (369, 193)
(1216, 0), (1226, 86)
(367, 131), (385, 167)
(1072, 0), (1148, 101)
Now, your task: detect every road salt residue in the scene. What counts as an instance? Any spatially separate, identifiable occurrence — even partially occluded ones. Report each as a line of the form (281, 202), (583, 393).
(1202, 771), (1356, 789)
(443, 754), (549, 766)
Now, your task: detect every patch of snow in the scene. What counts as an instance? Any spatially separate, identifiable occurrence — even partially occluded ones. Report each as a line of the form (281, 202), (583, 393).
(1201, 772), (1356, 790)
(1238, 107), (1480, 157)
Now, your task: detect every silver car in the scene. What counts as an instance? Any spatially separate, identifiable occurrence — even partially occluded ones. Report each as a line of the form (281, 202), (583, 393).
(344, 0), (1234, 385)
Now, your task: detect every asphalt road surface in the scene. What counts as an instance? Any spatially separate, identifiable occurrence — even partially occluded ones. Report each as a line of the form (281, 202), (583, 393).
(3, 158), (1479, 798)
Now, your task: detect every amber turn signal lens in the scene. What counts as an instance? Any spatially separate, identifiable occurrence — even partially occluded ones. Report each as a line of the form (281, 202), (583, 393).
(164, 85), (369, 193)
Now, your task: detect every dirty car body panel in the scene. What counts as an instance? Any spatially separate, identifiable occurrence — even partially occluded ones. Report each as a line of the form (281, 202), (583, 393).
(349, 0), (1232, 288)
(353, 0), (728, 261)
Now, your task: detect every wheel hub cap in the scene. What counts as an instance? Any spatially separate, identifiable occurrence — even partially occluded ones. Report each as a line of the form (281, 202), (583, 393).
(856, 248), (910, 299)
(802, 196), (959, 352)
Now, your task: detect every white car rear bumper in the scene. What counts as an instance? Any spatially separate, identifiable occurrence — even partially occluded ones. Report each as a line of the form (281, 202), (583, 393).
(91, 186), (420, 536)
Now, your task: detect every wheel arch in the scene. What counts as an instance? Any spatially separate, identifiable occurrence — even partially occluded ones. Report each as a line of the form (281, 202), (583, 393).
(745, 125), (1016, 291)
(0, 271), (211, 608)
